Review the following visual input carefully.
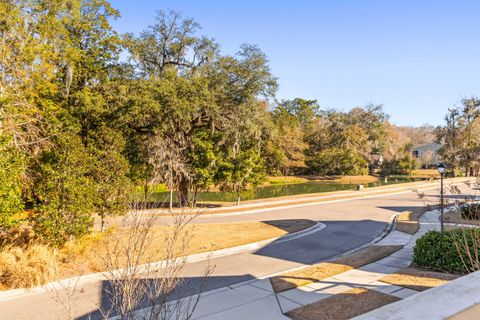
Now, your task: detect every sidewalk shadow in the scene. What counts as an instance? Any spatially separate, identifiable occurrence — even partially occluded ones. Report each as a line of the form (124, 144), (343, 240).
(77, 274), (254, 320)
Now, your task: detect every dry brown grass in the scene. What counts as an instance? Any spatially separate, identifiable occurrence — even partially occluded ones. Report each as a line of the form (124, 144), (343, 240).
(60, 219), (315, 277)
(444, 210), (480, 226)
(265, 175), (379, 186)
(395, 208), (425, 234)
(265, 176), (309, 186)
(379, 267), (460, 291)
(0, 220), (313, 290)
(286, 287), (400, 320)
(301, 175), (379, 184)
(270, 245), (402, 293)
(410, 169), (440, 179)
(0, 245), (57, 289)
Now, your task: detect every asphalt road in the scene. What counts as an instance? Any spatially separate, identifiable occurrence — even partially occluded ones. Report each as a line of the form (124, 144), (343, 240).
(0, 183), (473, 320)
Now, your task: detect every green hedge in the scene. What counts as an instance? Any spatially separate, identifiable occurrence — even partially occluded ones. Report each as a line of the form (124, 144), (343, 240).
(413, 229), (480, 273)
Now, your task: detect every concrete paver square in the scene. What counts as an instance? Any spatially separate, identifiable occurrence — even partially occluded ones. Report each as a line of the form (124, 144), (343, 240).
(249, 279), (274, 292)
(304, 281), (355, 294)
(376, 256), (412, 268)
(389, 249), (413, 260)
(376, 230), (411, 246)
(278, 295), (303, 313)
(195, 295), (289, 320)
(390, 287), (419, 299)
(362, 281), (405, 295)
(317, 283), (355, 295)
(358, 262), (401, 274)
(330, 269), (384, 286)
(190, 284), (272, 318)
(279, 287), (331, 305)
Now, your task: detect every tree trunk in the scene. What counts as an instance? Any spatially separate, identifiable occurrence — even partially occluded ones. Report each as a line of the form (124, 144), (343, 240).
(100, 210), (105, 232)
(178, 178), (190, 207)
(169, 188), (173, 211)
(143, 178), (149, 204)
(237, 191), (241, 206)
(192, 185), (199, 208)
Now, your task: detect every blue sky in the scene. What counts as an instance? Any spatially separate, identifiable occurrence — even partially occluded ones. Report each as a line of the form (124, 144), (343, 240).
(110, 0), (480, 126)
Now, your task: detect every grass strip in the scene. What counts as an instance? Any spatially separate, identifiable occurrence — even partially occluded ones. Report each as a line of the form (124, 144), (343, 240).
(270, 245), (402, 293)
(1, 219), (315, 290)
(286, 287), (400, 320)
(379, 266), (460, 292)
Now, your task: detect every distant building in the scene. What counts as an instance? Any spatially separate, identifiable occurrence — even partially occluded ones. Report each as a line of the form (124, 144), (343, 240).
(412, 143), (441, 167)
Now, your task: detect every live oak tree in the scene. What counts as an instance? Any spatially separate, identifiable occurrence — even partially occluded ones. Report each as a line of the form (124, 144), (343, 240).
(0, 1), (443, 249)
(124, 11), (277, 206)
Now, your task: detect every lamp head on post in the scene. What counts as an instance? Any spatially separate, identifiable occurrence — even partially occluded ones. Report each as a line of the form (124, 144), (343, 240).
(437, 163), (446, 175)
(437, 163), (446, 232)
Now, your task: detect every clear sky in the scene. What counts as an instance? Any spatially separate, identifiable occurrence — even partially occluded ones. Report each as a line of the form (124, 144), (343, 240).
(109, 0), (480, 126)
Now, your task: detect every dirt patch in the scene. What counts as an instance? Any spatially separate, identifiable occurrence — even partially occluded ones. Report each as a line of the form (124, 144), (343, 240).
(286, 287), (400, 320)
(270, 245), (402, 293)
(379, 266), (460, 291)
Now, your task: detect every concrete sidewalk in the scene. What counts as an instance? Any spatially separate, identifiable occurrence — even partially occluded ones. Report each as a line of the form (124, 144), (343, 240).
(354, 270), (480, 320)
(126, 209), (447, 320)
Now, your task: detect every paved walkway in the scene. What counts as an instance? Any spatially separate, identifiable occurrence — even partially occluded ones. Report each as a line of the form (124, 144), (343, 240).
(126, 209), (443, 319)
(355, 270), (480, 320)
(1, 181), (475, 320)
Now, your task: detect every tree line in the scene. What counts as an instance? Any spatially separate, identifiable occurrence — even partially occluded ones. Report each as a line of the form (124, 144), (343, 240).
(435, 97), (480, 177)
(0, 1), (432, 246)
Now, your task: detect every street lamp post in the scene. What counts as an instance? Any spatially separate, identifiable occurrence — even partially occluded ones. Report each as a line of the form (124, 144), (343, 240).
(437, 163), (446, 232)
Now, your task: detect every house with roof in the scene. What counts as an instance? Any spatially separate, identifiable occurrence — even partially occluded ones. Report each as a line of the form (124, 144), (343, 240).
(412, 143), (442, 168)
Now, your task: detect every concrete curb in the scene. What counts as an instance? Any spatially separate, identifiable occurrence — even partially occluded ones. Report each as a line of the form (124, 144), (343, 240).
(224, 206), (440, 292)
(0, 221), (325, 302)
(221, 210), (401, 291)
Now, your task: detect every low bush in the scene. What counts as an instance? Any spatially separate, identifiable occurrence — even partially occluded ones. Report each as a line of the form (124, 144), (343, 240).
(0, 245), (57, 289)
(460, 203), (480, 220)
(413, 229), (480, 273)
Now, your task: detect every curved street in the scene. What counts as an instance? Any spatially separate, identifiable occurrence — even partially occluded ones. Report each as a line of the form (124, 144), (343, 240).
(0, 182), (473, 320)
